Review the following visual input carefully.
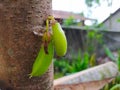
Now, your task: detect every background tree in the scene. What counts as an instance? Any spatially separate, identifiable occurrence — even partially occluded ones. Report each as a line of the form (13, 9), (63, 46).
(85, 0), (113, 18)
(0, 0), (53, 90)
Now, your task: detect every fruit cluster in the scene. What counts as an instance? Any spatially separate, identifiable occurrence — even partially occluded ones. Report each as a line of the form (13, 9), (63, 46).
(30, 16), (67, 77)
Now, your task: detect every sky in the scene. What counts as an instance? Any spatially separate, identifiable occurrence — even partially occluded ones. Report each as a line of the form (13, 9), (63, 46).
(52, 0), (120, 24)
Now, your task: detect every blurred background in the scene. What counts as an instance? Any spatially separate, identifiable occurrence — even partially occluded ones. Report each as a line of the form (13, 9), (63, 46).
(52, 0), (120, 25)
(52, 1), (120, 88)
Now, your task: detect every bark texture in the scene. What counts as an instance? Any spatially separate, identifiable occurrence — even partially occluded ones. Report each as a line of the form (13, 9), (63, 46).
(0, 0), (53, 90)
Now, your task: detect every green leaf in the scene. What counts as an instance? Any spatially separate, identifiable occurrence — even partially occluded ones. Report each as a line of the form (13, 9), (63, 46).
(117, 50), (120, 71)
(104, 45), (116, 61)
(30, 41), (54, 77)
(89, 53), (96, 67)
(117, 18), (120, 23)
(110, 84), (120, 90)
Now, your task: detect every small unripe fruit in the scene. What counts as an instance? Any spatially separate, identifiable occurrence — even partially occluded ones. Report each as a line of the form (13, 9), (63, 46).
(52, 22), (67, 56)
(30, 41), (54, 77)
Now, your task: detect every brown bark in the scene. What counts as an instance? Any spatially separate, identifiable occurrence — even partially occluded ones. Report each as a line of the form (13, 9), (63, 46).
(0, 0), (53, 90)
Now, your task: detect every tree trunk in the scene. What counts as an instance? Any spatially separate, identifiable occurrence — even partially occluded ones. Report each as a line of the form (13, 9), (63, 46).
(0, 0), (53, 90)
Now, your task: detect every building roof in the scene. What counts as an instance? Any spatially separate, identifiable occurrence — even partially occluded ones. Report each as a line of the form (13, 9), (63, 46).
(102, 8), (120, 23)
(53, 10), (96, 21)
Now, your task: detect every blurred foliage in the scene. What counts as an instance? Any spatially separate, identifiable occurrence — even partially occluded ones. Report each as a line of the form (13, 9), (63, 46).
(85, 29), (104, 55)
(102, 75), (120, 90)
(117, 50), (120, 72)
(89, 53), (96, 67)
(85, 0), (112, 7)
(54, 23), (104, 79)
(117, 18), (120, 23)
(110, 84), (120, 90)
(85, 0), (100, 7)
(85, 0), (113, 19)
(101, 50), (120, 90)
(104, 47), (120, 71)
(104, 45), (116, 61)
(54, 52), (97, 79)
(63, 16), (75, 26)
(63, 12), (85, 26)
